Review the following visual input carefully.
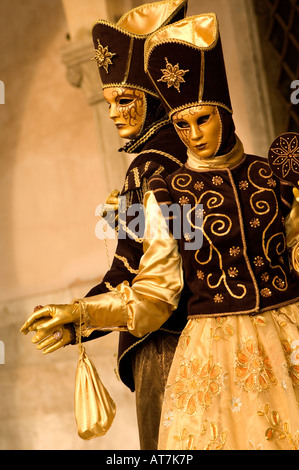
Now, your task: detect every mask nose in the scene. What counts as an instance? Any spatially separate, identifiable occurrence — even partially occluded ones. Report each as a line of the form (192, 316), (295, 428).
(109, 102), (119, 120)
(190, 123), (203, 141)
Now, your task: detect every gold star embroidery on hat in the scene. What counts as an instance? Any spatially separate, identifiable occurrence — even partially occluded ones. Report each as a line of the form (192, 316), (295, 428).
(92, 39), (116, 73)
(158, 57), (189, 93)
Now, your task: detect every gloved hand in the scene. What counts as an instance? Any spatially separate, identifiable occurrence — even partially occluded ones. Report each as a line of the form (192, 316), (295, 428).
(32, 323), (75, 354)
(101, 189), (120, 230)
(20, 293), (127, 355)
(20, 303), (81, 336)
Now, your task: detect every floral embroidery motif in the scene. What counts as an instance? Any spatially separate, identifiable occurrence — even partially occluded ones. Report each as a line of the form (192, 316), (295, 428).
(194, 181), (204, 191)
(162, 410), (174, 428)
(173, 356), (223, 415)
(92, 39), (116, 73)
(212, 176), (224, 186)
(201, 421), (229, 450)
(228, 267), (239, 278)
(230, 246), (241, 257)
(158, 57), (189, 93)
(268, 133), (299, 179)
(231, 396), (242, 413)
(261, 288), (272, 298)
(261, 272), (270, 283)
(197, 270), (205, 281)
(267, 178), (277, 188)
(184, 233), (192, 242)
(250, 218), (261, 228)
(196, 207), (205, 219)
(213, 317), (234, 341)
(179, 196), (189, 205)
(214, 294), (224, 304)
(275, 278), (286, 289)
(281, 340), (299, 387)
(234, 339), (277, 392)
(239, 180), (249, 190)
(254, 256), (264, 267)
(258, 404), (299, 449)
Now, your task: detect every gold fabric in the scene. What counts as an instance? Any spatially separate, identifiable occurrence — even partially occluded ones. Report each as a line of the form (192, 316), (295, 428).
(285, 194), (299, 279)
(186, 135), (244, 170)
(159, 304), (299, 450)
(75, 346), (116, 440)
(118, 0), (187, 36)
(145, 13), (217, 68)
(80, 191), (183, 339)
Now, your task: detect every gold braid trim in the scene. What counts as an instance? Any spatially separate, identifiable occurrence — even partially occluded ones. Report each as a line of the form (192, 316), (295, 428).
(115, 254), (139, 274)
(138, 149), (183, 167)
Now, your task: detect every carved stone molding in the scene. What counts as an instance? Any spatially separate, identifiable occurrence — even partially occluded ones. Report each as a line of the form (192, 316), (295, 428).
(60, 37), (103, 106)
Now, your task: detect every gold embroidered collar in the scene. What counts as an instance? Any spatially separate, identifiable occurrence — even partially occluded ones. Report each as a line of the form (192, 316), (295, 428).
(119, 116), (170, 154)
(186, 135), (244, 170)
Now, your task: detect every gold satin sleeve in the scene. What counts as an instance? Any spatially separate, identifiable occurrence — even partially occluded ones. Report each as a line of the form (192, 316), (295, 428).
(79, 191), (183, 338)
(285, 189), (299, 279)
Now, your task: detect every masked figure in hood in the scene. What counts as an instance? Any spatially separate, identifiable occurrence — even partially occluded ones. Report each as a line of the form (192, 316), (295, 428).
(20, 0), (190, 451)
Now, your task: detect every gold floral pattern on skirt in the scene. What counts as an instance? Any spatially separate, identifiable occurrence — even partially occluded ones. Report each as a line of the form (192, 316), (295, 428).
(158, 302), (299, 450)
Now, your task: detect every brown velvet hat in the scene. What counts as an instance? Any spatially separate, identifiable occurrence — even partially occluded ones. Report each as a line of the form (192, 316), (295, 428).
(144, 13), (233, 114)
(91, 0), (188, 97)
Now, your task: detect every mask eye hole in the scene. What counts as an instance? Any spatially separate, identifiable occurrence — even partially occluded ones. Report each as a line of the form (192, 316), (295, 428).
(197, 115), (210, 126)
(175, 121), (190, 130)
(118, 98), (134, 106)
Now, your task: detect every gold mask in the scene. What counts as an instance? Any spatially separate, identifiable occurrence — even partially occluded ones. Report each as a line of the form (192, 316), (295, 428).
(172, 105), (222, 159)
(103, 87), (146, 139)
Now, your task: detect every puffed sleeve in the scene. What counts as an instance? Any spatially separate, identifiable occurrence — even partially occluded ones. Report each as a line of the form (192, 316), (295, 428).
(285, 188), (299, 279)
(77, 191), (184, 338)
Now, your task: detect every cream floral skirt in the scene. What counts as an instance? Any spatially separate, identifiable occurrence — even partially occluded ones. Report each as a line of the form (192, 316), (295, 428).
(158, 303), (299, 450)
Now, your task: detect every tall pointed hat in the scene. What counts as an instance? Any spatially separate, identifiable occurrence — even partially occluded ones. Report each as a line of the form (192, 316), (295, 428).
(144, 13), (232, 113)
(92, 0), (188, 97)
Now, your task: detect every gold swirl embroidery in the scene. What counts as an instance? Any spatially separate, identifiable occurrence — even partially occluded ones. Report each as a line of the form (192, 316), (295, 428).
(199, 192), (246, 299)
(248, 161), (288, 292)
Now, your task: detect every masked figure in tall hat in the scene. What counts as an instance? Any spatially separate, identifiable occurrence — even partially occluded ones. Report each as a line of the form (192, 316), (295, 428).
(142, 13), (299, 449)
(20, 0), (189, 450)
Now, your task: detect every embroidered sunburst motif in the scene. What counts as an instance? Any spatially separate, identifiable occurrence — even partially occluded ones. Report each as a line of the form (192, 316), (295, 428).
(179, 196), (189, 205)
(229, 246), (241, 257)
(92, 39), (116, 73)
(212, 176), (223, 186)
(260, 288), (272, 298)
(228, 267), (239, 278)
(269, 133), (299, 179)
(239, 180), (249, 190)
(214, 294), (224, 304)
(250, 218), (260, 228)
(158, 57), (189, 93)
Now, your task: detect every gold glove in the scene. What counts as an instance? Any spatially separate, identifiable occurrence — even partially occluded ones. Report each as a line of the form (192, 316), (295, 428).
(101, 189), (120, 230)
(32, 323), (74, 354)
(285, 190), (299, 279)
(20, 294), (127, 345)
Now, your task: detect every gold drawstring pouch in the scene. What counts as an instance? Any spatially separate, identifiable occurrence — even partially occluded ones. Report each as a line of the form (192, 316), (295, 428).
(74, 312), (116, 440)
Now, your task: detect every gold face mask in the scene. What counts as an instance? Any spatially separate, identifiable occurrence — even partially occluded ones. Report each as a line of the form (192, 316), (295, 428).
(103, 87), (146, 139)
(172, 105), (222, 159)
